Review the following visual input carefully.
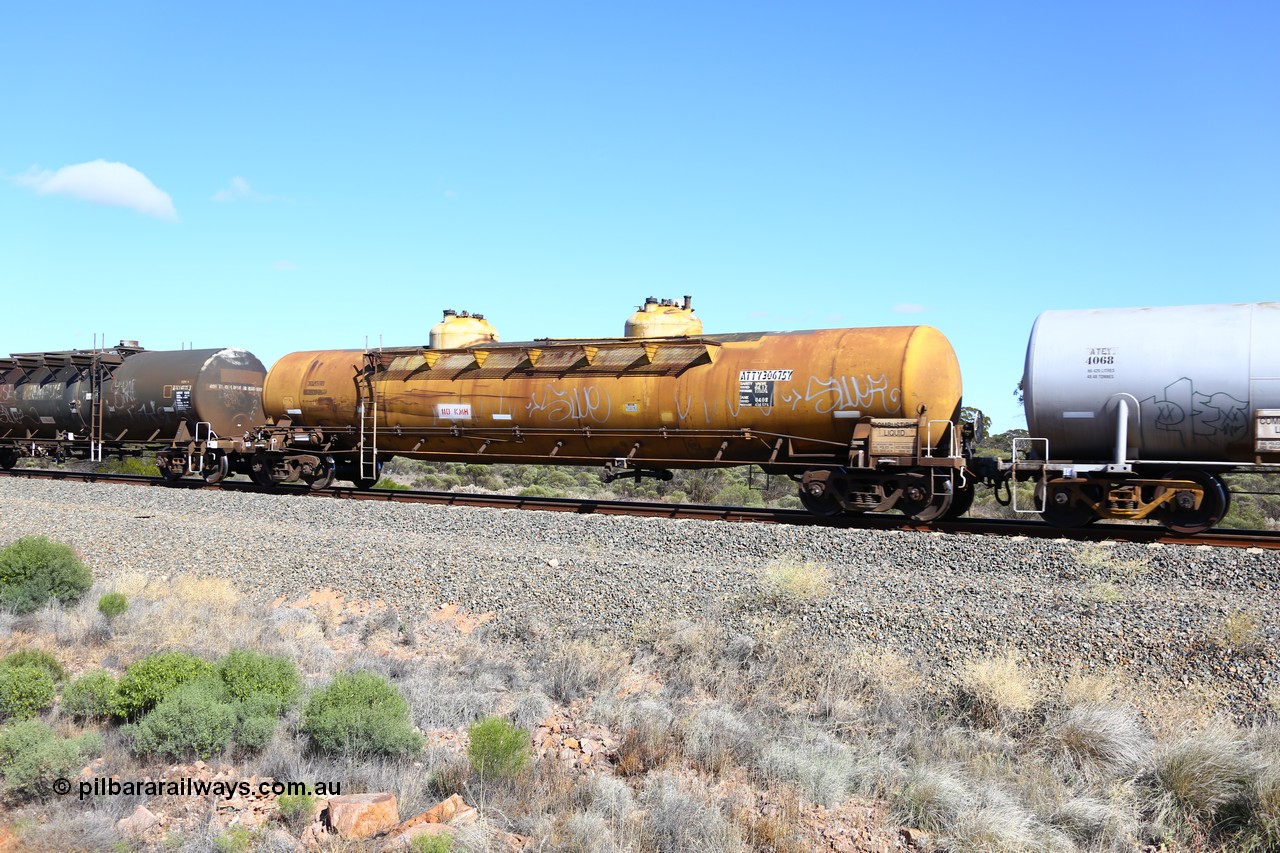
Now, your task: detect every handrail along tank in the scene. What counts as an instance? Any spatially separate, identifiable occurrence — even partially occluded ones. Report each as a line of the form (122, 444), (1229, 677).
(255, 300), (972, 519)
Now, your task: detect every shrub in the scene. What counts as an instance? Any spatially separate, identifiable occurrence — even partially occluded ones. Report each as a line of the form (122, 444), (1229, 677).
(218, 649), (301, 713)
(467, 716), (530, 781)
(114, 651), (214, 720)
(638, 772), (740, 852)
(411, 835), (454, 853)
(97, 592), (128, 620)
(0, 649), (65, 682)
(277, 790), (316, 832)
(214, 825), (254, 853)
(232, 693), (281, 752)
(683, 706), (754, 774)
(61, 671), (119, 721)
(128, 681), (236, 760)
(0, 536), (93, 614)
(0, 719), (101, 798)
(0, 665), (56, 721)
(302, 671), (423, 756)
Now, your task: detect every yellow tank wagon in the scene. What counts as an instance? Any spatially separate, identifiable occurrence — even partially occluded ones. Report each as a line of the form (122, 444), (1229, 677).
(249, 299), (974, 520)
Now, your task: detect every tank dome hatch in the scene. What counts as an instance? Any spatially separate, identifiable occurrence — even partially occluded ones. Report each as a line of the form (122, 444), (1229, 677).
(624, 295), (703, 338)
(429, 309), (500, 349)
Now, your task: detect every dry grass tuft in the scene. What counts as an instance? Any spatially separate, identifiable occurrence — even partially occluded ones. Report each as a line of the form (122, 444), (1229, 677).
(956, 653), (1039, 729)
(756, 558), (832, 604)
(637, 771), (741, 852)
(1060, 668), (1120, 707)
(115, 573), (255, 656)
(683, 705), (754, 775)
(759, 730), (860, 807)
(894, 766), (974, 833)
(14, 811), (121, 853)
(1219, 610), (1264, 654)
(613, 701), (677, 777)
(1045, 704), (1152, 781)
(1049, 794), (1139, 847)
(1146, 724), (1262, 832)
(1075, 542), (1148, 581)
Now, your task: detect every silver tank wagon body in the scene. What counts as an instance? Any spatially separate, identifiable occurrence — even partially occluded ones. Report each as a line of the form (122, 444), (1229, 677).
(1023, 302), (1280, 463)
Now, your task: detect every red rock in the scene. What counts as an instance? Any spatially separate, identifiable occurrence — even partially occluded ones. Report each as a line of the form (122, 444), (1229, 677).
(327, 792), (399, 839)
(117, 805), (159, 838)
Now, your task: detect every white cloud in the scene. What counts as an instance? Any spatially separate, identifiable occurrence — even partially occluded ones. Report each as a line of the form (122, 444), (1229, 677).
(14, 160), (177, 220)
(273, 260), (298, 272)
(893, 303), (927, 314)
(213, 176), (282, 203)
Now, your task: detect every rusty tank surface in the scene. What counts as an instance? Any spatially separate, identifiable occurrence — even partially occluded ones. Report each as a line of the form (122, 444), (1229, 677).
(247, 298), (973, 519)
(0, 343), (265, 472)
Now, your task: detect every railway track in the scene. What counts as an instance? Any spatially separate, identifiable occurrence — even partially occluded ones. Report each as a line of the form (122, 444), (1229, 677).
(4, 467), (1279, 550)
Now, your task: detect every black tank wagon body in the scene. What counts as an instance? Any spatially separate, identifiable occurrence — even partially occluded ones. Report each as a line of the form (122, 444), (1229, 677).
(0, 343), (265, 477)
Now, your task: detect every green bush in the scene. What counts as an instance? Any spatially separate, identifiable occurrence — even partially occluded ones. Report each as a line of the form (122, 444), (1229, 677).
(214, 825), (254, 853)
(218, 649), (301, 713)
(0, 649), (65, 682)
(411, 835), (454, 853)
(0, 665), (56, 721)
(94, 456), (159, 476)
(0, 536), (93, 614)
(302, 671), (423, 757)
(62, 671), (119, 721)
(467, 716), (530, 781)
(114, 652), (214, 720)
(128, 681), (236, 760)
(277, 790), (316, 832)
(0, 719), (101, 798)
(233, 699), (280, 752)
(97, 592), (128, 620)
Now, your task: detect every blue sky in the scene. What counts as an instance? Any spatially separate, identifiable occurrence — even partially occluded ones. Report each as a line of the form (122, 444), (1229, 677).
(2, 2), (1276, 433)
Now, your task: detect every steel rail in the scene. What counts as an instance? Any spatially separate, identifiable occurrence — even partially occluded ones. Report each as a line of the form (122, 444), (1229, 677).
(3, 467), (1279, 549)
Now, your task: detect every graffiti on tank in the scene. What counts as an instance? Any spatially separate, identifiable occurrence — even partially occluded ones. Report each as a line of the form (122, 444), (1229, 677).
(0, 384), (12, 405)
(112, 379), (136, 408)
(777, 374), (902, 415)
(527, 385), (612, 423)
(1140, 378), (1249, 442)
(21, 381), (65, 401)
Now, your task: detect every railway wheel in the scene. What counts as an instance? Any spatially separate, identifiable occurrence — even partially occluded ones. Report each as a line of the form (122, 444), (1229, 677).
(1157, 470), (1229, 535)
(1038, 481), (1100, 528)
(0, 449), (16, 471)
(798, 488), (843, 516)
(304, 455), (337, 491)
(897, 484), (953, 523)
(202, 452), (229, 485)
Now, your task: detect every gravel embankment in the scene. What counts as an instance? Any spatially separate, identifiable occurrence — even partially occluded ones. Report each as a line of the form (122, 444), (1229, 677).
(0, 478), (1275, 718)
